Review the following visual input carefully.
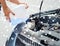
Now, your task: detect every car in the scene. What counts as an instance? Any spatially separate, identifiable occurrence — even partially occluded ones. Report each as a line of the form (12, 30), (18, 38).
(5, 0), (60, 46)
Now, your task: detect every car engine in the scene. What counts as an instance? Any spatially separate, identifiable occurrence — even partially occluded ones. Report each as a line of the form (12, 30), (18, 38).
(5, 0), (60, 46)
(5, 8), (60, 46)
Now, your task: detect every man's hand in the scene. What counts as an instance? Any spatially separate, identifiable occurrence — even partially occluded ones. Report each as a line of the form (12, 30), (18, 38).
(4, 7), (15, 22)
(1, 0), (28, 22)
(21, 3), (29, 9)
(1, 0), (15, 22)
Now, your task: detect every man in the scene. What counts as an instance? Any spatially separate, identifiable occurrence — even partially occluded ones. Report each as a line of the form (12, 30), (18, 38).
(0, 0), (28, 21)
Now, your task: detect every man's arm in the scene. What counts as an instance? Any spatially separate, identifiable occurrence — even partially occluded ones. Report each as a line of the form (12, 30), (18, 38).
(0, 0), (15, 21)
(8, 0), (20, 5)
(8, 0), (28, 9)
